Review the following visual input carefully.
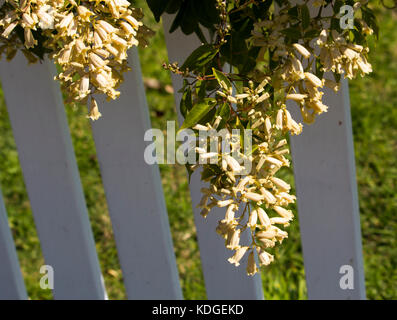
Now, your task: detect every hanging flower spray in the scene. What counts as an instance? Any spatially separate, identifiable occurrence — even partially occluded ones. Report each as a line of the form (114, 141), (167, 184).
(1, 0), (380, 275)
(0, 0), (153, 119)
(159, 0), (376, 275)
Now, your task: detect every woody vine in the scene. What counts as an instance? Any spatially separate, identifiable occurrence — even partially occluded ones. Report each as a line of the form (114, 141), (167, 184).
(0, 1), (380, 275)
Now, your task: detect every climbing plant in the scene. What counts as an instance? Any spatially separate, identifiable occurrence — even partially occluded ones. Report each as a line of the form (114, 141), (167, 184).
(0, 0), (380, 275)
(149, 0), (377, 275)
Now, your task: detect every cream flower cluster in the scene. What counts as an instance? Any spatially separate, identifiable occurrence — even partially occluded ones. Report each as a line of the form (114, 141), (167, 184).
(317, 29), (373, 79)
(191, 2), (373, 276)
(194, 80), (296, 276)
(0, 0), (151, 119)
(251, 13), (372, 126)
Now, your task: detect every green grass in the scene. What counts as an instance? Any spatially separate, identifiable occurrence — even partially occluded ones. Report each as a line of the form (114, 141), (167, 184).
(0, 2), (396, 300)
(349, 7), (397, 300)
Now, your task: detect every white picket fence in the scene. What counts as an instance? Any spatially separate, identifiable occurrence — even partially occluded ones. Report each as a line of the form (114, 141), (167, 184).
(0, 17), (366, 300)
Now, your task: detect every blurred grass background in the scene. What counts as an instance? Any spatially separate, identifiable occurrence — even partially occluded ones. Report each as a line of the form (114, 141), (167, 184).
(0, 1), (396, 300)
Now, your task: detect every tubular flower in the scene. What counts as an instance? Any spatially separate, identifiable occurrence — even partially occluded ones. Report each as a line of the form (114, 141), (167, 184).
(2, 0), (376, 277)
(0, 0), (153, 119)
(174, 0), (375, 276)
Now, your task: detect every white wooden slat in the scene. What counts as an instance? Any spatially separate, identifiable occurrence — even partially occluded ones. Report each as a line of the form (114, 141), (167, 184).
(288, 79), (366, 299)
(90, 48), (182, 300)
(0, 187), (27, 299)
(163, 15), (264, 300)
(285, 1), (366, 300)
(0, 53), (106, 300)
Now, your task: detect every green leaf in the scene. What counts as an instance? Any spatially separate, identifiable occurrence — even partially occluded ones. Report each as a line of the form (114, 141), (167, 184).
(212, 68), (233, 90)
(235, 116), (246, 150)
(300, 4), (311, 30)
(201, 165), (222, 181)
(185, 164), (194, 183)
(253, 0), (272, 19)
(246, 144), (259, 157)
(179, 98), (217, 131)
(165, 0), (183, 14)
(194, 25), (208, 44)
(215, 103), (231, 129)
(288, 6), (299, 19)
(281, 26), (302, 43)
(195, 0), (219, 29)
(167, 0), (218, 35)
(304, 29), (320, 40)
(274, 87), (285, 104)
(169, 0), (188, 33)
(180, 1), (198, 35)
(146, 0), (171, 22)
(198, 106), (217, 126)
(180, 86), (193, 118)
(197, 80), (207, 100)
(333, 0), (344, 14)
(315, 60), (324, 79)
(181, 44), (218, 70)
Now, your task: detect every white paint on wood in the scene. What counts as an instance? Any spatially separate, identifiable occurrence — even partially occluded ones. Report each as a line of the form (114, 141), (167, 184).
(288, 79), (366, 299)
(286, 1), (366, 299)
(0, 188), (27, 299)
(163, 15), (264, 300)
(0, 53), (106, 300)
(90, 48), (182, 299)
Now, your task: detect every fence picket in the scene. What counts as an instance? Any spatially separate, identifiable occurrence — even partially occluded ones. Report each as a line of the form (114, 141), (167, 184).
(90, 48), (182, 300)
(0, 53), (106, 300)
(0, 187), (27, 299)
(163, 15), (264, 300)
(0, 5), (367, 299)
(284, 1), (366, 299)
(288, 79), (366, 299)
